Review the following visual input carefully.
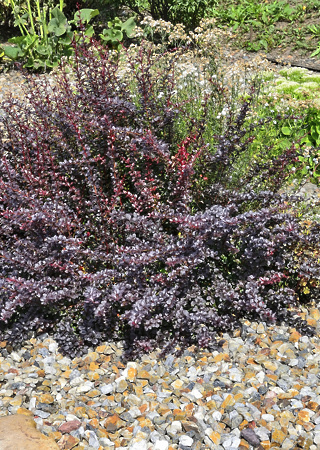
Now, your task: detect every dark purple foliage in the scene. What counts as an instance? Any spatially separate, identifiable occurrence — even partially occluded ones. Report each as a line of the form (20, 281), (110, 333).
(0, 39), (319, 358)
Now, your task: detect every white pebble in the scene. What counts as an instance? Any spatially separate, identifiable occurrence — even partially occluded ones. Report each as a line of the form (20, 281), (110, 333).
(179, 435), (193, 446)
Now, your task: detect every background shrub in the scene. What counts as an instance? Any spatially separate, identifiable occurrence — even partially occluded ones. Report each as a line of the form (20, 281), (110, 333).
(0, 38), (319, 358)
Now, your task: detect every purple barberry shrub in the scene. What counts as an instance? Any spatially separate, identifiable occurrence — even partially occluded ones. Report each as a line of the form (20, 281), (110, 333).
(0, 38), (319, 358)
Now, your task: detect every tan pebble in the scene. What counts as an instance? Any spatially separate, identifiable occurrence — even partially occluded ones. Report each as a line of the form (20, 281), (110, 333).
(310, 307), (320, 320)
(103, 414), (126, 432)
(171, 379), (184, 390)
(133, 386), (143, 396)
(244, 371), (256, 381)
(205, 400), (216, 410)
(39, 393), (54, 404)
(221, 394), (235, 409)
(84, 351), (99, 363)
(239, 439), (250, 449)
(262, 361), (278, 371)
(87, 409), (98, 419)
(307, 401), (319, 411)
(99, 355), (111, 364)
(272, 429), (286, 444)
(87, 389), (100, 398)
(289, 331), (301, 342)
(89, 362), (99, 371)
(307, 318), (317, 327)
(37, 370), (46, 377)
(184, 403), (195, 415)
(257, 323), (265, 333)
(111, 365), (120, 375)
(239, 420), (249, 430)
(234, 392), (244, 402)
(116, 379), (128, 393)
(96, 345), (107, 353)
(265, 373), (278, 381)
(213, 353), (230, 362)
(74, 407), (87, 418)
(17, 408), (33, 417)
(205, 429), (221, 445)
(278, 389), (299, 399)
(48, 431), (62, 441)
(172, 409), (186, 420)
(127, 367), (137, 382)
(61, 370), (72, 379)
(95, 427), (109, 438)
(9, 395), (23, 407)
(258, 419), (268, 428)
(156, 404), (170, 415)
(246, 357), (256, 365)
(298, 410), (310, 422)
(137, 370), (151, 379)
(57, 434), (80, 449)
(302, 422), (315, 431)
(87, 372), (100, 381)
(107, 431), (120, 441)
(138, 404), (148, 414)
(279, 410), (295, 427)
(88, 418), (99, 428)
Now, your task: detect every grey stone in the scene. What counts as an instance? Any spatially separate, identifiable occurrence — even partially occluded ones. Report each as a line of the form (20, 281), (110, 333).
(241, 428), (261, 447)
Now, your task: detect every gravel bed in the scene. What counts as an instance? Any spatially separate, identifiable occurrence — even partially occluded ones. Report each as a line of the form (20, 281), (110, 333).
(1, 304), (320, 450)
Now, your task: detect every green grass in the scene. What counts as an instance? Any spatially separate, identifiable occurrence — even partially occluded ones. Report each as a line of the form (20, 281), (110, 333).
(209, 0), (320, 55)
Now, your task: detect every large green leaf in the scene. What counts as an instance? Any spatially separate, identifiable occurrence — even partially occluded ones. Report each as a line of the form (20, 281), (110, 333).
(101, 28), (123, 42)
(122, 17), (136, 37)
(36, 43), (52, 57)
(48, 6), (69, 37)
(74, 8), (99, 25)
(3, 45), (21, 60)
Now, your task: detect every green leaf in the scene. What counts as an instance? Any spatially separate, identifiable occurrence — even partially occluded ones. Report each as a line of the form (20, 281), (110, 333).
(281, 126), (292, 136)
(73, 8), (99, 25)
(84, 25), (95, 39)
(58, 31), (74, 45)
(100, 28), (123, 43)
(2, 45), (21, 60)
(122, 17), (136, 37)
(48, 6), (69, 37)
(311, 47), (320, 57)
(35, 44), (51, 56)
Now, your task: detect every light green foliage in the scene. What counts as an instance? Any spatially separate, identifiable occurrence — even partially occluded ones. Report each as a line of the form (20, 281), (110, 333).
(298, 108), (320, 182)
(272, 67), (320, 101)
(241, 68), (320, 186)
(100, 16), (136, 49)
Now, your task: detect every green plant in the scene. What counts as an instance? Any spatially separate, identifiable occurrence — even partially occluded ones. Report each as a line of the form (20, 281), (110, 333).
(99, 16), (136, 49)
(123, 0), (217, 30)
(0, 1), (99, 70)
(297, 107), (320, 182)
